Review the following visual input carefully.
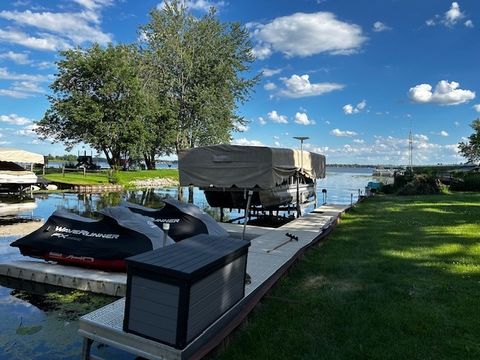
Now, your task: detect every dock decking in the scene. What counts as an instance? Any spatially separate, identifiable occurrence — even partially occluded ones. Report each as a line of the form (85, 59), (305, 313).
(78, 204), (349, 360)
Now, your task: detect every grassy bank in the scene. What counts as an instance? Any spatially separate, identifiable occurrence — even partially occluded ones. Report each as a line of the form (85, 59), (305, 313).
(220, 193), (480, 360)
(43, 169), (179, 187)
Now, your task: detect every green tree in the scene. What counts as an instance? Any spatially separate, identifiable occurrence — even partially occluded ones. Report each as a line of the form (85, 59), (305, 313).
(37, 44), (156, 169)
(141, 0), (260, 154)
(458, 119), (480, 164)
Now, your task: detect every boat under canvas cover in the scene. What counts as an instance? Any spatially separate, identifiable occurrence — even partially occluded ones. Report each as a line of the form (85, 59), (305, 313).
(0, 147), (44, 165)
(179, 145), (325, 189)
(124, 198), (228, 241)
(178, 145), (326, 208)
(10, 207), (174, 271)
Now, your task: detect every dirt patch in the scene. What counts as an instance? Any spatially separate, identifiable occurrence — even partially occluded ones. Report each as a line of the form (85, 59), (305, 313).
(302, 274), (364, 292)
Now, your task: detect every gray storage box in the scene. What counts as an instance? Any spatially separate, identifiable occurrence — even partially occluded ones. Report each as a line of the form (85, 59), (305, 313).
(123, 234), (250, 349)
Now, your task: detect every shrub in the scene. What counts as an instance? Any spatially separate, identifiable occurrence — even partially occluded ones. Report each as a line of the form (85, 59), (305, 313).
(397, 174), (443, 195)
(450, 173), (480, 191)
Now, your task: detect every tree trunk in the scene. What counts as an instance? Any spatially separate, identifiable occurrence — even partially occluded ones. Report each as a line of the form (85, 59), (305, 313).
(144, 153), (156, 170)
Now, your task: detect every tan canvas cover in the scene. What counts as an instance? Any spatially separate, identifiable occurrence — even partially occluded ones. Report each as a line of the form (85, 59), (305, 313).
(179, 145), (326, 189)
(0, 147), (44, 164)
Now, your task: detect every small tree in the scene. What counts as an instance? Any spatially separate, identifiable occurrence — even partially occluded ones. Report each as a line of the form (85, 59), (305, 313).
(458, 119), (480, 164)
(37, 44), (155, 169)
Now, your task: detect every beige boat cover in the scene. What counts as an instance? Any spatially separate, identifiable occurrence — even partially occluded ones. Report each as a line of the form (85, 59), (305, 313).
(0, 147), (44, 164)
(179, 145), (326, 189)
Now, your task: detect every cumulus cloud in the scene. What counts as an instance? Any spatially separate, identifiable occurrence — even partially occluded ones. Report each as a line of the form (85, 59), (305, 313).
(261, 68), (283, 77)
(372, 21), (391, 32)
(0, 51), (31, 64)
(330, 128), (358, 137)
(233, 121), (249, 132)
(278, 74), (344, 98)
(0, 67), (48, 82)
(353, 139), (365, 144)
(0, 113), (31, 125)
(264, 82), (277, 91)
(258, 116), (267, 125)
(12, 81), (45, 94)
(473, 104), (480, 112)
(294, 112), (315, 126)
(250, 12), (366, 59)
(431, 130), (449, 137)
(343, 99), (366, 114)
(267, 110), (288, 124)
(15, 123), (37, 136)
(444, 2), (464, 26)
(426, 2), (472, 28)
(0, 1), (113, 51)
(231, 137), (264, 146)
(409, 80), (475, 105)
(0, 88), (31, 98)
(0, 29), (68, 51)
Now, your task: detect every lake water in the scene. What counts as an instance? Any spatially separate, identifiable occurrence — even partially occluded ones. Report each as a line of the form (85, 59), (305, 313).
(0, 166), (374, 359)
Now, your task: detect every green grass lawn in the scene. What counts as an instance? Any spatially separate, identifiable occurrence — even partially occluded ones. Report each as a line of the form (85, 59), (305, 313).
(43, 169), (178, 186)
(219, 193), (480, 360)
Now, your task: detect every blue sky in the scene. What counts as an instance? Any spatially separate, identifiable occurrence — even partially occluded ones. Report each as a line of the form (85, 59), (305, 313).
(0, 0), (479, 165)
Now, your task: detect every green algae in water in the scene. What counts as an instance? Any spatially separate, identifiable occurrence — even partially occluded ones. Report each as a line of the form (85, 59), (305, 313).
(16, 324), (42, 336)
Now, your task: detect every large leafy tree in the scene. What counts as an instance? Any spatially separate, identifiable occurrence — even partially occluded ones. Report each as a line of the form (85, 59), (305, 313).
(141, 0), (260, 154)
(458, 119), (480, 164)
(37, 44), (157, 169)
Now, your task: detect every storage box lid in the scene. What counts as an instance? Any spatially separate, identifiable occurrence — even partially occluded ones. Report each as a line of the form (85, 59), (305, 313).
(126, 234), (250, 281)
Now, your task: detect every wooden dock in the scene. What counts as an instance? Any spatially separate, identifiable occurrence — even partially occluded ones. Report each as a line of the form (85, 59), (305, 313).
(78, 204), (349, 360)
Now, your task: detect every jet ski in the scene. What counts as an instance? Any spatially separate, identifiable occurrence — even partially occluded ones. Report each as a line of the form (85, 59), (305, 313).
(10, 206), (174, 271)
(123, 198), (228, 241)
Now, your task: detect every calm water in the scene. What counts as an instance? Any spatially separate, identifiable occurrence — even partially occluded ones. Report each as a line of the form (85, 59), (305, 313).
(0, 166), (374, 359)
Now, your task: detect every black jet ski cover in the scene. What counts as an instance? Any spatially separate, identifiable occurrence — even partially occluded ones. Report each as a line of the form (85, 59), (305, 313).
(11, 206), (174, 259)
(124, 198), (228, 241)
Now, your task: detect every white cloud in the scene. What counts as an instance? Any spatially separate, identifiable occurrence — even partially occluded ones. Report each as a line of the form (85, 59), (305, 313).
(426, 2), (472, 28)
(279, 74), (344, 98)
(372, 21), (391, 32)
(454, 121), (460, 127)
(15, 123), (37, 136)
(0, 113), (31, 125)
(409, 80), (475, 105)
(330, 128), (358, 137)
(0, 9), (112, 46)
(0, 29), (68, 51)
(353, 139), (365, 144)
(343, 99), (366, 114)
(264, 82), (277, 91)
(12, 81), (44, 94)
(233, 121), (249, 132)
(261, 68), (282, 77)
(444, 2), (464, 26)
(250, 12), (366, 59)
(0, 88), (31, 98)
(74, 0), (113, 11)
(274, 141), (280, 147)
(473, 104), (480, 112)
(267, 110), (288, 124)
(0, 51), (31, 64)
(414, 134), (429, 141)
(231, 137), (264, 146)
(258, 116), (267, 125)
(294, 112), (315, 125)
(0, 67), (48, 82)
(434, 130), (449, 137)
